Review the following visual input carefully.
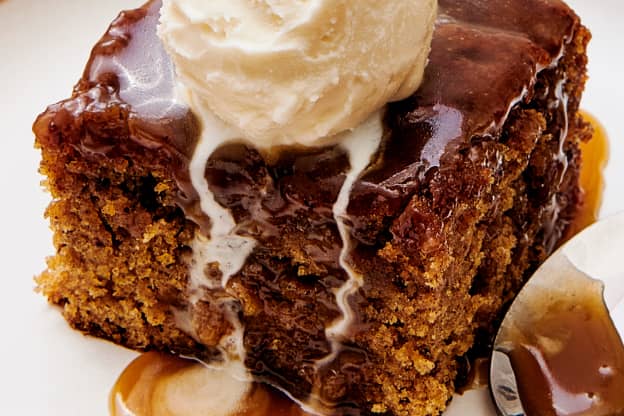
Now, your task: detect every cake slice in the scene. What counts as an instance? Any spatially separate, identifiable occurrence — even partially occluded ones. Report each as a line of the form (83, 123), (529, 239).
(34, 0), (591, 415)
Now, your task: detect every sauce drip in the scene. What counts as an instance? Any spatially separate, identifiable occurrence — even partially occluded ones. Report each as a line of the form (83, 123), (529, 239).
(110, 352), (310, 416)
(460, 113), (609, 395)
(502, 115), (614, 415)
(456, 358), (490, 394)
(565, 112), (610, 239)
(506, 275), (624, 416)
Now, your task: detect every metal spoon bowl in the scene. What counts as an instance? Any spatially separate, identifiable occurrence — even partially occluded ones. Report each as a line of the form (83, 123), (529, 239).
(490, 213), (624, 416)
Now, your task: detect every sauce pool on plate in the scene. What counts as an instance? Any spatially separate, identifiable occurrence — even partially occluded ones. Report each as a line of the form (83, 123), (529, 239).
(565, 111), (609, 239)
(110, 352), (310, 416)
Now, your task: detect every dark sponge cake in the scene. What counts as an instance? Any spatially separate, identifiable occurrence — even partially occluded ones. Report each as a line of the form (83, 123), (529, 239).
(33, 0), (592, 415)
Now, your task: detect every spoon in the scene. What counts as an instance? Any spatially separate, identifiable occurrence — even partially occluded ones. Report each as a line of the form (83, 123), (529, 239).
(490, 213), (624, 416)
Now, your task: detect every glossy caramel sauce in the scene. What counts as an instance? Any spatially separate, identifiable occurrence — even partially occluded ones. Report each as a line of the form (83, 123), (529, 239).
(110, 352), (311, 416)
(565, 113), (610, 239)
(506, 277), (624, 416)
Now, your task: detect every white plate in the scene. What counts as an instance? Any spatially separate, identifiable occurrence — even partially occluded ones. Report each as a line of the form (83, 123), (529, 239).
(0, 1), (622, 415)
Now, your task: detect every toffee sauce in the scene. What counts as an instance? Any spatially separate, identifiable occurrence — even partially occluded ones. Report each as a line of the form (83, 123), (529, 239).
(506, 278), (624, 416)
(565, 112), (610, 239)
(110, 352), (310, 416)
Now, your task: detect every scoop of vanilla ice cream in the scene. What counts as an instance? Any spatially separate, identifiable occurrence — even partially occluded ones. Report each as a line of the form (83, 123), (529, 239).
(159, 0), (437, 148)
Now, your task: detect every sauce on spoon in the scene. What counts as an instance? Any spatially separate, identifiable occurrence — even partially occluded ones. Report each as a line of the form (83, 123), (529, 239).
(491, 250), (624, 416)
(505, 273), (624, 416)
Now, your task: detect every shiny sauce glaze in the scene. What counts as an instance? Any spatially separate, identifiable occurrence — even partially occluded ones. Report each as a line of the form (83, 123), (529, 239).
(35, 0), (582, 246)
